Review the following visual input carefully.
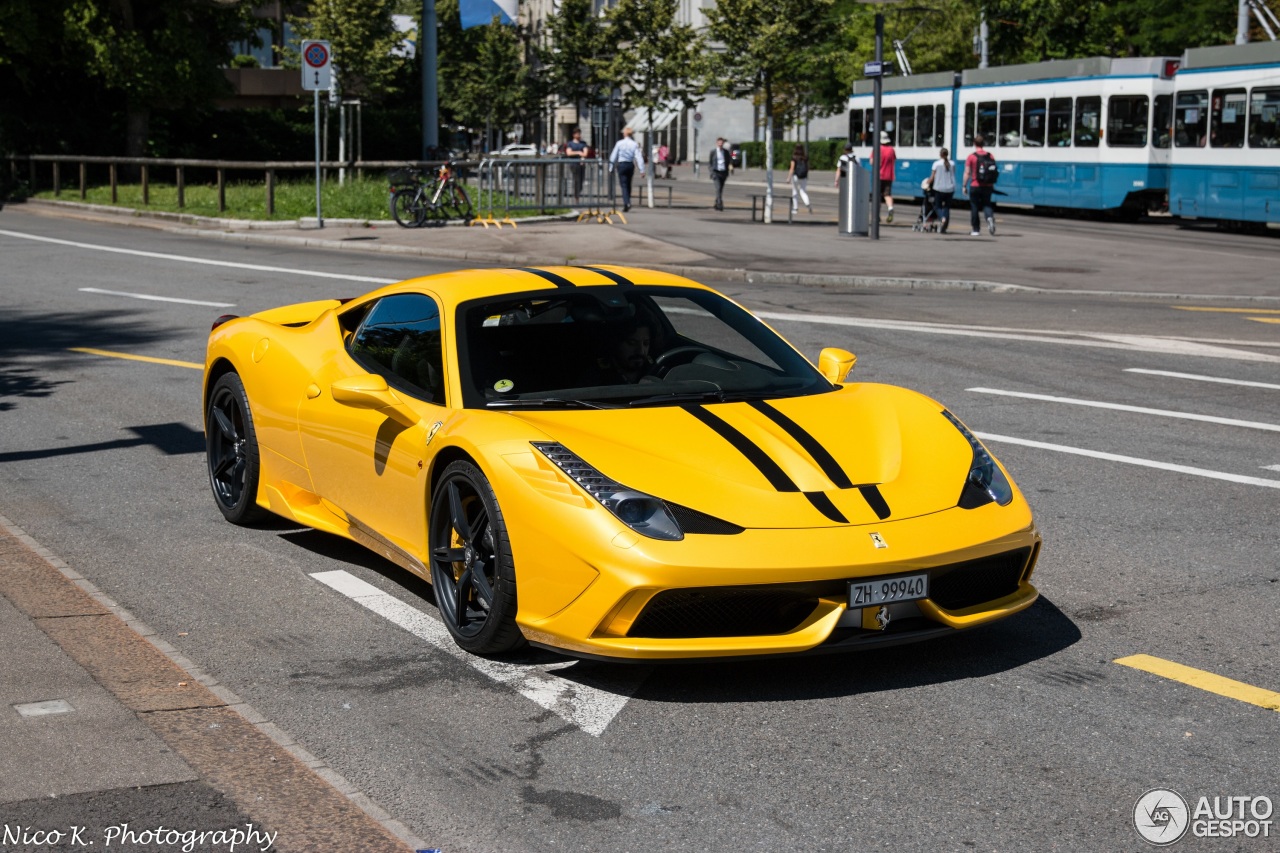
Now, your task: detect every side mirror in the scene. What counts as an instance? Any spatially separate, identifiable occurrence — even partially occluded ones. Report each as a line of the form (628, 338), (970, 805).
(331, 375), (418, 425)
(817, 347), (857, 384)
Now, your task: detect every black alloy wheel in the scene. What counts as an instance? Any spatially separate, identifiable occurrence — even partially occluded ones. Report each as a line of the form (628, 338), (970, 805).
(428, 460), (523, 654)
(205, 372), (268, 525)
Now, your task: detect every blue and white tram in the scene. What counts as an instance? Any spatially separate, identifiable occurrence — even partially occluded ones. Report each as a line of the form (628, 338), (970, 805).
(1168, 40), (1280, 225)
(849, 57), (1178, 214)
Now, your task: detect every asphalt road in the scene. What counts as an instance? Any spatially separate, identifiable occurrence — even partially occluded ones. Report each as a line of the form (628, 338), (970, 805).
(1, 211), (1277, 852)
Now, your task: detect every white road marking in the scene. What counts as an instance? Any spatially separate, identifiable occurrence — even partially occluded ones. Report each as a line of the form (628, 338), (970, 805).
(309, 570), (648, 737)
(0, 229), (396, 285)
(975, 432), (1280, 489)
(1123, 368), (1280, 391)
(79, 286), (235, 307)
(757, 310), (1280, 362)
(968, 387), (1280, 433)
(1263, 464), (1280, 472)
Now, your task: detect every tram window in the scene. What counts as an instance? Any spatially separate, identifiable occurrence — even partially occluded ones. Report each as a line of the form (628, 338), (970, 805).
(999, 100), (1022, 146)
(1249, 88), (1280, 148)
(1023, 99), (1046, 147)
(879, 107), (897, 145)
(1153, 94), (1173, 148)
(849, 109), (865, 146)
(900, 107), (915, 147)
(917, 106), (933, 149)
(1175, 90), (1208, 147)
(1211, 88), (1247, 148)
(1107, 95), (1149, 147)
(964, 103), (975, 147)
(1049, 98), (1073, 146)
(936, 105), (946, 146)
(1075, 96), (1101, 147)
(977, 101), (997, 143)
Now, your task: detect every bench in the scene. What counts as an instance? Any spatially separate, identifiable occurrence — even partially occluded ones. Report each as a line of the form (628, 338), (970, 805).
(646, 184), (673, 208)
(751, 194), (795, 223)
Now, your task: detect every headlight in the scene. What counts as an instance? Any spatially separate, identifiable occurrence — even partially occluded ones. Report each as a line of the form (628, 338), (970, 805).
(941, 411), (1013, 509)
(531, 442), (684, 540)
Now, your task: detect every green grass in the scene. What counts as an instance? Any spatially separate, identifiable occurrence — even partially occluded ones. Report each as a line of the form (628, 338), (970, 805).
(34, 176), (566, 222)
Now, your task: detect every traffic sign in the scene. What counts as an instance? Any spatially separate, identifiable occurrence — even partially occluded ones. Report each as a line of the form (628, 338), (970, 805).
(863, 60), (894, 78)
(692, 111), (703, 130)
(301, 40), (332, 91)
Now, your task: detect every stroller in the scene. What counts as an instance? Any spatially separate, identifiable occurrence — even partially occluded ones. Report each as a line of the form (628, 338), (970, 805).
(913, 178), (941, 233)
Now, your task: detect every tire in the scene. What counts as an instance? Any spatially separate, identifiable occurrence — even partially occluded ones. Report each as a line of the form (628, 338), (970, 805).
(443, 184), (473, 221)
(429, 460), (524, 655)
(206, 372), (269, 525)
(391, 188), (425, 227)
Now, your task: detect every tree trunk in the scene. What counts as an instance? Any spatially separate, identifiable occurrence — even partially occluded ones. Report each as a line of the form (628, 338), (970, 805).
(125, 105), (149, 160)
(763, 83), (774, 224)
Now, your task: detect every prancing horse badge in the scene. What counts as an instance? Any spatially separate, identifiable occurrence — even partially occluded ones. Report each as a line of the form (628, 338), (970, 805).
(869, 532), (888, 549)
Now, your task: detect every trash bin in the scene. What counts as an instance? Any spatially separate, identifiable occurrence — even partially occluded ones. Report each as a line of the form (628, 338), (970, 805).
(839, 166), (870, 236)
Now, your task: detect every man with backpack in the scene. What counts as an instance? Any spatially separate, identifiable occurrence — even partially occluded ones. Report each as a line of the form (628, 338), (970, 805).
(963, 134), (998, 236)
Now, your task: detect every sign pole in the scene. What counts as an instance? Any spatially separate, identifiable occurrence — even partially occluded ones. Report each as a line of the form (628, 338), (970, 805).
(314, 88), (323, 228)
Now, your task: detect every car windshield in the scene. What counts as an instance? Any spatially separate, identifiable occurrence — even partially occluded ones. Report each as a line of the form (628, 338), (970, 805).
(456, 286), (833, 410)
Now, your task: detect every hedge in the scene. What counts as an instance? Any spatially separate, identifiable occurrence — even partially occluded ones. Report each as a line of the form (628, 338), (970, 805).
(736, 139), (847, 171)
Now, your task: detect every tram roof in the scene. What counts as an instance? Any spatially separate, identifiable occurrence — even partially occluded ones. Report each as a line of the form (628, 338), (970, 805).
(851, 56), (1175, 97)
(1181, 40), (1280, 70)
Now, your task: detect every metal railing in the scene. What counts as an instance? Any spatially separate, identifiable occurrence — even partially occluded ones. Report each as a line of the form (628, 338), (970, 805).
(471, 156), (624, 226)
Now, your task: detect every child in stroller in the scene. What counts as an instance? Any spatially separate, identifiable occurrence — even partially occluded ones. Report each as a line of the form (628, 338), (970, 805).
(913, 177), (941, 233)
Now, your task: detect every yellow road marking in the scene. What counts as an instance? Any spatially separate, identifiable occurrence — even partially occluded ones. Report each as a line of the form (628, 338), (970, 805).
(1172, 306), (1280, 314)
(1114, 654), (1280, 712)
(1248, 317), (1280, 324)
(69, 347), (202, 370)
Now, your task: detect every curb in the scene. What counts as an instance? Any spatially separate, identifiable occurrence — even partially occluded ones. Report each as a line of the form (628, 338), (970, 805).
(17, 199), (1280, 304)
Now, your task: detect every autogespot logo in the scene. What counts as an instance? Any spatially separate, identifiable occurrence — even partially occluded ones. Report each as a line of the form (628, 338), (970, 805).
(1135, 788), (1190, 845)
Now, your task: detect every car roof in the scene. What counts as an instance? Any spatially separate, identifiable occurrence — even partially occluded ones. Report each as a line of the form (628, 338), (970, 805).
(354, 266), (716, 311)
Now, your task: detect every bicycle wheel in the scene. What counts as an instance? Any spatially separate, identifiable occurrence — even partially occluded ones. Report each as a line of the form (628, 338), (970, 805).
(391, 188), (426, 227)
(442, 183), (473, 221)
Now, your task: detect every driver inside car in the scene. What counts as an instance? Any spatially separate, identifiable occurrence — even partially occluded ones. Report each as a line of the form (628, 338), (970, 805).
(596, 318), (658, 384)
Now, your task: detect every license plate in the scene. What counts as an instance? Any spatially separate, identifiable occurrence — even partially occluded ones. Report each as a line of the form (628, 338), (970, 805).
(849, 572), (929, 607)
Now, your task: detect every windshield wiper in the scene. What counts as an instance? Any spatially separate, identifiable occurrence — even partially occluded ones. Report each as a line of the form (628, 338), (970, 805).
(487, 398), (613, 410)
(627, 390), (732, 407)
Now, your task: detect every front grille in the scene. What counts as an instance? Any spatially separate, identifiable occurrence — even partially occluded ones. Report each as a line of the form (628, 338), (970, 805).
(628, 586), (823, 638)
(928, 548), (1031, 610)
(665, 502), (744, 535)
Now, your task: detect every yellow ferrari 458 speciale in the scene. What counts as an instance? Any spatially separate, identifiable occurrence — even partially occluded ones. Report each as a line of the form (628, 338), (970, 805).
(204, 265), (1040, 660)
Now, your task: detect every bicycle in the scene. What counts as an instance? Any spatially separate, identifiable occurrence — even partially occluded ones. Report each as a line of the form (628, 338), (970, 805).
(388, 162), (473, 228)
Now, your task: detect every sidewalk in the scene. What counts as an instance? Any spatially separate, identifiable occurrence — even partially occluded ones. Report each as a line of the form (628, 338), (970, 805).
(13, 175), (1280, 300)
(0, 514), (422, 853)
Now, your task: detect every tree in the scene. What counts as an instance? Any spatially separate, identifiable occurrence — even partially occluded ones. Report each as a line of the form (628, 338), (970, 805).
(60, 0), (257, 157)
(600, 0), (703, 204)
(541, 0), (609, 129)
(705, 0), (837, 221)
(288, 0), (410, 99)
(441, 14), (539, 151)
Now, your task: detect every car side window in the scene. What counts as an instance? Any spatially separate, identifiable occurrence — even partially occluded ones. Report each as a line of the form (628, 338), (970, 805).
(349, 293), (446, 405)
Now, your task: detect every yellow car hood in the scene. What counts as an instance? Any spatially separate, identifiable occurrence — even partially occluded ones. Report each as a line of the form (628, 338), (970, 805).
(504, 383), (980, 529)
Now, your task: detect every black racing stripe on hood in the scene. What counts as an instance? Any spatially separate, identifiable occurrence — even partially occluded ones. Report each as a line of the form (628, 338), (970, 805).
(576, 266), (635, 286)
(859, 485), (892, 520)
(805, 492), (849, 524)
(749, 400), (854, 489)
(516, 267), (576, 289)
(683, 405), (798, 492)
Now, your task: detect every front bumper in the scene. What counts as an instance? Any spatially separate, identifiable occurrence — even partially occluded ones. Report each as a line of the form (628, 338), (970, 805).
(513, 501), (1041, 660)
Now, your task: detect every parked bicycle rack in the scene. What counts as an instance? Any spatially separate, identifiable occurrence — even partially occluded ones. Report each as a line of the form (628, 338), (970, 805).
(469, 157), (624, 227)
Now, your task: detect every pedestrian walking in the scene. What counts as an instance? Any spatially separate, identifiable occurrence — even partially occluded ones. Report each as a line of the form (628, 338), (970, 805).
(709, 137), (731, 211)
(962, 134), (998, 236)
(565, 127), (589, 203)
(788, 144), (812, 215)
(927, 147), (956, 234)
(609, 126), (645, 213)
(834, 143), (857, 186)
(879, 131), (897, 223)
